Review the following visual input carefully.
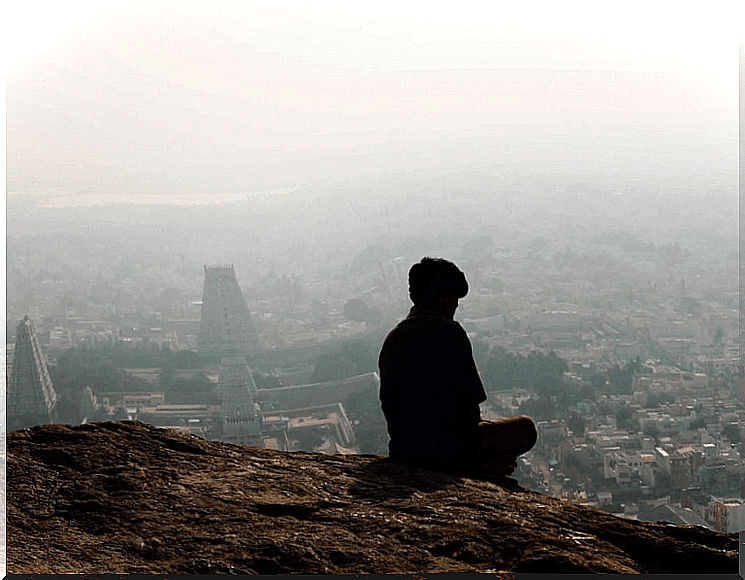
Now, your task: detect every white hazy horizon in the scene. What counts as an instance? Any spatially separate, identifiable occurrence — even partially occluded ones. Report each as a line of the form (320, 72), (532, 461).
(5, 5), (740, 207)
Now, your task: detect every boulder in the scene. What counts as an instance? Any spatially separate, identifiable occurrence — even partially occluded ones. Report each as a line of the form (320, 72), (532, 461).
(6, 420), (737, 574)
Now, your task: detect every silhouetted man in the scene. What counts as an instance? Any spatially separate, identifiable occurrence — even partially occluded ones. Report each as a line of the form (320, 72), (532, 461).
(378, 257), (537, 481)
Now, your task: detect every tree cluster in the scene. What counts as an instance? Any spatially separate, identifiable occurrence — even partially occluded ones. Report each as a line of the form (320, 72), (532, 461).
(483, 347), (568, 397)
(95, 343), (203, 370)
(48, 347), (149, 424)
(344, 388), (388, 455)
(644, 391), (676, 409)
(310, 339), (378, 384)
(47, 345), (219, 424)
(588, 357), (647, 396)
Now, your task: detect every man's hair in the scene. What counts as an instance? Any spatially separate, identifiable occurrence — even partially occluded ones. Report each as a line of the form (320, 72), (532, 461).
(408, 257), (468, 305)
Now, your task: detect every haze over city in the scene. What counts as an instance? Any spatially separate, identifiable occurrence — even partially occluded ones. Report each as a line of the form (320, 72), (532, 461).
(3, 6), (744, 572)
(6, 6), (740, 264)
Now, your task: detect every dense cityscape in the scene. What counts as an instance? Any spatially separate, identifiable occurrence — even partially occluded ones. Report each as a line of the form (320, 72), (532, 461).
(6, 177), (742, 535)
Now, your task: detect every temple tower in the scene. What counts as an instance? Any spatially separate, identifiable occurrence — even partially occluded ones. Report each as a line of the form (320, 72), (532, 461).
(218, 355), (262, 446)
(198, 265), (261, 357)
(7, 316), (58, 431)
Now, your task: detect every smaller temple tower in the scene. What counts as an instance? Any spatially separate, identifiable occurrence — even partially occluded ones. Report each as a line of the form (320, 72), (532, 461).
(218, 355), (262, 446)
(7, 316), (58, 431)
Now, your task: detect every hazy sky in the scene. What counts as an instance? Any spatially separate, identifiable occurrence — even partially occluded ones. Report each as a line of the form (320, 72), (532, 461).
(5, 4), (741, 204)
(4, 3), (741, 79)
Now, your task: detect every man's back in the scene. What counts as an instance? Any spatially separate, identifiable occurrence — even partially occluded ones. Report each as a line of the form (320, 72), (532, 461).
(378, 305), (486, 475)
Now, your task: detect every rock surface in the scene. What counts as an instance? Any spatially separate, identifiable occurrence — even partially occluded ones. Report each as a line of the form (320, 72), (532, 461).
(7, 420), (738, 574)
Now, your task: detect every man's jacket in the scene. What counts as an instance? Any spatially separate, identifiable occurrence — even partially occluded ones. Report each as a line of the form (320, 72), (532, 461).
(378, 305), (487, 475)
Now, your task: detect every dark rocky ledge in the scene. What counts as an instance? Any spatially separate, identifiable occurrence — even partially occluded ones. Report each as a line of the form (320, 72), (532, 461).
(6, 420), (738, 574)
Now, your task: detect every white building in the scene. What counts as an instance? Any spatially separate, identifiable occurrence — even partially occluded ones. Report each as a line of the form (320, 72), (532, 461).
(655, 447), (671, 475)
(604, 449), (656, 485)
(707, 498), (745, 533)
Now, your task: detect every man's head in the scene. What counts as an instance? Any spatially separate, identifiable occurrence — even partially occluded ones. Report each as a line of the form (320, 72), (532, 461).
(408, 257), (468, 318)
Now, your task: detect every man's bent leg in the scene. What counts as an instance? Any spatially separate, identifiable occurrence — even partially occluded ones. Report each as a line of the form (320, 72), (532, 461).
(476, 415), (537, 478)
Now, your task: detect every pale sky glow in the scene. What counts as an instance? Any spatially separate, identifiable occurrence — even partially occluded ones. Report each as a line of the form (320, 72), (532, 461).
(4, 2), (741, 82)
(5, 3), (740, 204)
(4, 4), (99, 74)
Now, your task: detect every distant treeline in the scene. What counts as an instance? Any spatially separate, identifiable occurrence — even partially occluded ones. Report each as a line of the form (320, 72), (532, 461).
(476, 346), (568, 395)
(49, 345), (228, 423)
(309, 339), (379, 384)
(93, 343), (204, 370)
(46, 334), (384, 424)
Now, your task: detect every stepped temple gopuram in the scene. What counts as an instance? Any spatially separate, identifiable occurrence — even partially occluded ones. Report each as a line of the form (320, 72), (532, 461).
(7, 315), (58, 431)
(198, 265), (261, 357)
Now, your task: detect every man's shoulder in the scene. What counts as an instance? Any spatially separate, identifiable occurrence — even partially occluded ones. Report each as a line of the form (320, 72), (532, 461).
(402, 308), (462, 330)
(381, 311), (467, 353)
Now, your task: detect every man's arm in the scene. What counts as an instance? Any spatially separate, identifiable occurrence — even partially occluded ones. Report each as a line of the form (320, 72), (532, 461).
(454, 323), (487, 406)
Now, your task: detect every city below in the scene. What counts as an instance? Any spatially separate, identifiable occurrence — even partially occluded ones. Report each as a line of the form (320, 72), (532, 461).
(6, 228), (743, 535)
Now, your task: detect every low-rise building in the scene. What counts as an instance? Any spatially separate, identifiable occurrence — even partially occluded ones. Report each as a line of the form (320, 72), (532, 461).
(278, 402), (358, 453)
(655, 447), (671, 475)
(669, 453), (693, 489)
(597, 491), (613, 507)
(586, 428), (643, 453)
(701, 356), (739, 377)
(706, 497), (745, 533)
(536, 420), (567, 454)
(637, 502), (713, 529)
(652, 365), (685, 387)
(48, 327), (73, 350)
(604, 449), (635, 484)
(603, 448), (657, 486)
(99, 391), (166, 409)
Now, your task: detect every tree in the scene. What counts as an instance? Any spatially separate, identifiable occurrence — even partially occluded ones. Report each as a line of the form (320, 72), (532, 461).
(529, 236), (549, 252)
(339, 340), (377, 374)
(472, 339), (490, 375)
(292, 428), (326, 452)
(311, 338), (378, 384)
(311, 354), (357, 383)
(158, 363), (176, 392)
(607, 364), (632, 395)
(253, 371), (281, 390)
(568, 413), (586, 436)
(535, 376), (565, 399)
(355, 425), (389, 454)
(484, 348), (568, 394)
(581, 383), (597, 402)
(362, 306), (383, 329)
(344, 388), (388, 454)
(690, 416), (706, 430)
(343, 298), (383, 328)
(722, 422), (739, 443)
(172, 349), (203, 369)
(645, 391), (675, 409)
(518, 396), (556, 421)
(49, 346), (148, 426)
(55, 396), (80, 425)
(167, 373), (220, 405)
(616, 405), (634, 430)
(643, 423), (659, 440)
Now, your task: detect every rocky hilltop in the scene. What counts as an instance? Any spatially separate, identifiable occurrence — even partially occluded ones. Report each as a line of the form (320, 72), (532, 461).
(7, 420), (738, 574)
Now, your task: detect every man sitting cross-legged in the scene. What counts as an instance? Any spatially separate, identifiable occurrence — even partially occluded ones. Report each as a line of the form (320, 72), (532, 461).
(378, 257), (537, 484)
